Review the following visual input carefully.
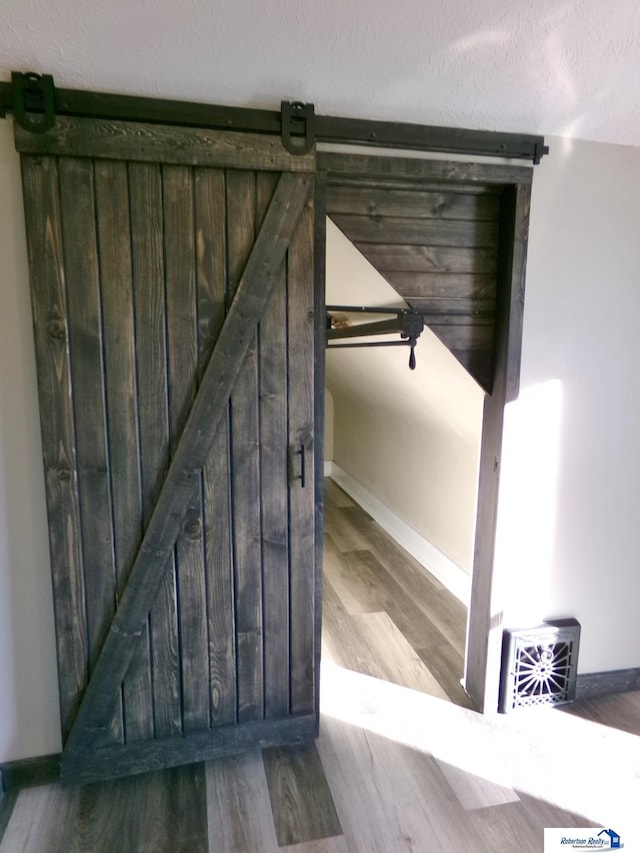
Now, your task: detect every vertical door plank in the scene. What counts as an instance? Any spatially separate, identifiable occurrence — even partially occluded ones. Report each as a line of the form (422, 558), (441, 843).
(226, 170), (264, 723)
(128, 161), (179, 740)
(194, 168), (227, 373)
(163, 164), (210, 733)
(202, 425), (236, 727)
(20, 155), (88, 741)
(195, 167), (237, 727)
(288, 198), (316, 714)
(58, 159), (117, 693)
(95, 159), (143, 746)
(257, 172), (291, 718)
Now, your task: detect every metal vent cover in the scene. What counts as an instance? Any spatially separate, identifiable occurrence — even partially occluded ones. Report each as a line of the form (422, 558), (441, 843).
(499, 619), (581, 713)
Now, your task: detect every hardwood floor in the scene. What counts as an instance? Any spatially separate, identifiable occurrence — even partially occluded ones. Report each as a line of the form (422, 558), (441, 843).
(321, 478), (470, 707)
(2, 477), (639, 851)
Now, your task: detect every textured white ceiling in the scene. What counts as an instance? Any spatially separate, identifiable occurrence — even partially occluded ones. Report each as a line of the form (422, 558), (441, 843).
(1, 0), (640, 147)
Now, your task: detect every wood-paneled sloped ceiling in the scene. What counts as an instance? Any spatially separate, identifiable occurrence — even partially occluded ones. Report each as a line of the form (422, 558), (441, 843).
(327, 171), (504, 392)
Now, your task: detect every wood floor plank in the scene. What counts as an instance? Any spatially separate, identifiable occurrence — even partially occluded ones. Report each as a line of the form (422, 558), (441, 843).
(345, 720), (458, 814)
(323, 546), (395, 616)
(336, 499), (468, 656)
(392, 799), (479, 852)
(316, 712), (479, 852)
(322, 660), (520, 815)
(511, 790), (595, 832)
(339, 503), (445, 595)
(434, 759), (520, 812)
(355, 525), (449, 611)
(323, 611), (449, 699)
(324, 545), (446, 653)
(0, 784), (79, 853)
(66, 764), (207, 853)
(321, 575), (352, 646)
(562, 690), (640, 736)
(322, 545), (374, 616)
(415, 644), (475, 709)
(0, 791), (19, 849)
(323, 479), (471, 707)
(322, 571), (350, 618)
(315, 716), (412, 853)
(323, 479), (355, 509)
(0, 767), (207, 853)
(262, 743), (342, 847)
(465, 796), (592, 853)
(323, 505), (371, 553)
(206, 751), (279, 853)
(423, 703), (520, 812)
(281, 835), (351, 853)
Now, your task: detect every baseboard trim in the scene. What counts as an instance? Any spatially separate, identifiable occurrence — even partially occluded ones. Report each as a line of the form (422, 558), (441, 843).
(324, 460), (333, 477)
(0, 753), (61, 792)
(328, 463), (471, 606)
(575, 667), (640, 700)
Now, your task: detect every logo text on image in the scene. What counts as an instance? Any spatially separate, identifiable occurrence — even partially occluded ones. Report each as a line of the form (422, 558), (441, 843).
(544, 827), (623, 851)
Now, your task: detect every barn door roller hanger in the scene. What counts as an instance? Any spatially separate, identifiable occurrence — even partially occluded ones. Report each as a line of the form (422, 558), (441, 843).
(326, 305), (425, 370)
(2, 72), (56, 133)
(0, 71), (548, 162)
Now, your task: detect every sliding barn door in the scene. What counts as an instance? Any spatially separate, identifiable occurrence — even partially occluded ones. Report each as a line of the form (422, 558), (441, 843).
(15, 117), (317, 783)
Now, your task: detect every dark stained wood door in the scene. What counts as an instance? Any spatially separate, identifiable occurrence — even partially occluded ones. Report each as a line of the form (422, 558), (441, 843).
(15, 117), (318, 783)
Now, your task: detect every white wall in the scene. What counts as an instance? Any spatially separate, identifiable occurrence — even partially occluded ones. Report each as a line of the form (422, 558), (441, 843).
(0, 120), (62, 761)
(494, 136), (640, 673)
(1, 128), (640, 762)
(326, 220), (485, 573)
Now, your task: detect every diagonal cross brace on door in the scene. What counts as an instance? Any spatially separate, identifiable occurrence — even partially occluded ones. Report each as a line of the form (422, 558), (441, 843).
(61, 171), (313, 774)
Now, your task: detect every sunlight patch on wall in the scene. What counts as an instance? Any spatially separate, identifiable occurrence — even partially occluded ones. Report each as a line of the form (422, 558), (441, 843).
(493, 378), (563, 627)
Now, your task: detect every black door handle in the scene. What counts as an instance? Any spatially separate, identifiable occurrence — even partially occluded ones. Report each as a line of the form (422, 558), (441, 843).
(297, 444), (306, 488)
(289, 443), (306, 488)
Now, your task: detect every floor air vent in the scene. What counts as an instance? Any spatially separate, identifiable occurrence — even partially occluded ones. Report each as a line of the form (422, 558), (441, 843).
(499, 619), (581, 713)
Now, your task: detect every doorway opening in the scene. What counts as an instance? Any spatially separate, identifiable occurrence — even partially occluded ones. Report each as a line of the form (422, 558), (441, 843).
(316, 151), (533, 713)
(322, 216), (483, 709)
